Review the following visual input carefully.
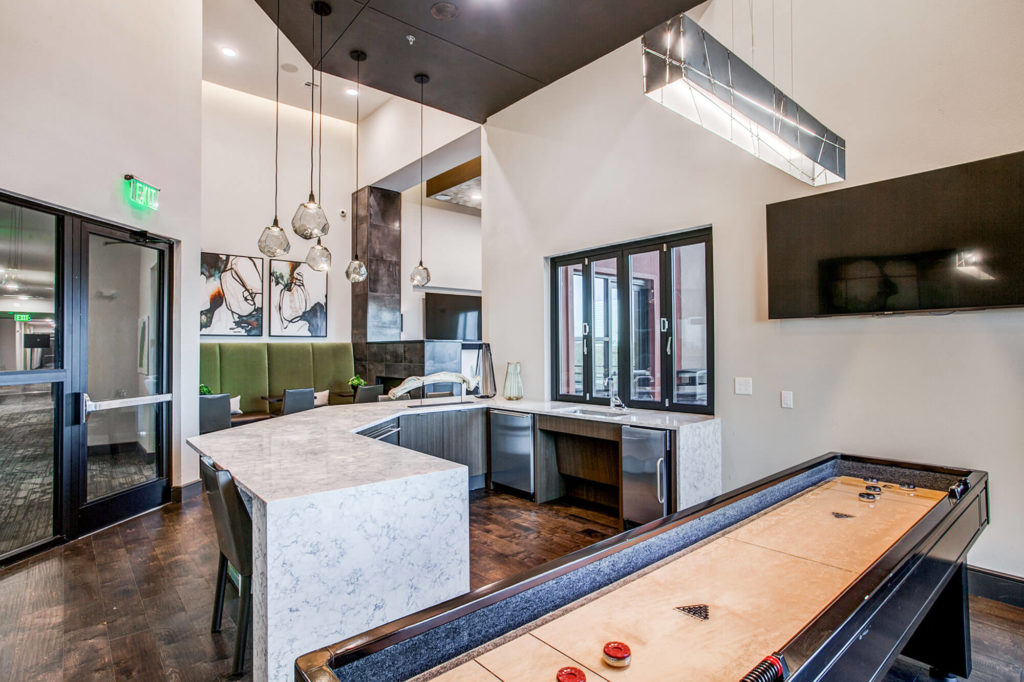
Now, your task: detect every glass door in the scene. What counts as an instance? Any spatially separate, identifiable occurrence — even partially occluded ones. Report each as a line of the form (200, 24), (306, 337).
(0, 198), (62, 561)
(624, 248), (664, 407)
(72, 223), (171, 534)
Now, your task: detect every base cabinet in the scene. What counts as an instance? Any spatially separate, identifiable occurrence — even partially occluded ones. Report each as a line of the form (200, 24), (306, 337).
(443, 409), (487, 477)
(400, 409), (487, 478)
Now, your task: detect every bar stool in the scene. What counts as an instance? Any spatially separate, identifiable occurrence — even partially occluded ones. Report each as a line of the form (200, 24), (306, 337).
(426, 391), (455, 398)
(200, 459), (253, 676)
(354, 384), (383, 403)
(282, 387), (314, 415)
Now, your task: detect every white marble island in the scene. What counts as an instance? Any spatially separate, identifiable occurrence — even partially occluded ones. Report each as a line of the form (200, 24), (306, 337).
(186, 397), (721, 681)
(186, 407), (470, 682)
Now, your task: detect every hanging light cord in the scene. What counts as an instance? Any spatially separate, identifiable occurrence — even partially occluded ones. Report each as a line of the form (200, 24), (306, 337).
(273, 0), (280, 222)
(354, 55), (360, 260)
(308, 11), (315, 198)
(317, 12), (324, 203)
(419, 77), (425, 265)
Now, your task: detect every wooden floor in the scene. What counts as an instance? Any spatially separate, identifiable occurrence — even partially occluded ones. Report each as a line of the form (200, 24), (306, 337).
(0, 495), (1021, 681)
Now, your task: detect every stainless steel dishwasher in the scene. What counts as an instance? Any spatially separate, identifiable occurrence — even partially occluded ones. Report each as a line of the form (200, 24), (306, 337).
(489, 410), (534, 495)
(621, 425), (670, 525)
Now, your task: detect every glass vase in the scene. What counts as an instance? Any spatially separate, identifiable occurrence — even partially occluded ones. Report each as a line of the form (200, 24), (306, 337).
(502, 361), (523, 400)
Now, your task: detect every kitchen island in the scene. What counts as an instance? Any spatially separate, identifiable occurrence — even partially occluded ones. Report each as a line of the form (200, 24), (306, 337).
(186, 397), (720, 681)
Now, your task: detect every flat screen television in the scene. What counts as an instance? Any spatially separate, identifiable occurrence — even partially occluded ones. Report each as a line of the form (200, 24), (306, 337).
(424, 293), (482, 341)
(766, 151), (1024, 318)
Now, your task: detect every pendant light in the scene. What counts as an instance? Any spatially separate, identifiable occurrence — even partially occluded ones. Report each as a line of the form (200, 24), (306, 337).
(409, 73), (431, 287)
(344, 49), (368, 283)
(257, 0), (291, 257)
(292, 2), (331, 241)
(304, 3), (333, 271)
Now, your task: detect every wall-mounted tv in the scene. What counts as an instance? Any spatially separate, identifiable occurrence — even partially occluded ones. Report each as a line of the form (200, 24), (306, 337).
(425, 293), (482, 341)
(766, 151), (1024, 318)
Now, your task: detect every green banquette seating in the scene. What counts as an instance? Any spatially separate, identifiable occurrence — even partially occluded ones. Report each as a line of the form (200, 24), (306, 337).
(200, 342), (355, 424)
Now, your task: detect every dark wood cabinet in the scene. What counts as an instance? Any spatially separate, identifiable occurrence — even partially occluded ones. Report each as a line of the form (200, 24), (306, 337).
(443, 409), (487, 477)
(399, 412), (445, 458)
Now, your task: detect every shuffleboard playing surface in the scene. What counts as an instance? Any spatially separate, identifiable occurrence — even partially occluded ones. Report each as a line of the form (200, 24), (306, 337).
(423, 476), (943, 682)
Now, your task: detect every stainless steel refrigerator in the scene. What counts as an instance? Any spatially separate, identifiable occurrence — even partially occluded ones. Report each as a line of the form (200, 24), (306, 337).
(489, 410), (534, 495)
(621, 425), (670, 526)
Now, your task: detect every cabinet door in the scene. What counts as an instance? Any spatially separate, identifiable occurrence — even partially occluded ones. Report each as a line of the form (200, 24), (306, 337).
(399, 413), (445, 458)
(443, 409), (487, 476)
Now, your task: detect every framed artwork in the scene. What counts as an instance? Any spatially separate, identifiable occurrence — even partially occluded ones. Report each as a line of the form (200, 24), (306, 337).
(200, 252), (264, 336)
(269, 259), (327, 337)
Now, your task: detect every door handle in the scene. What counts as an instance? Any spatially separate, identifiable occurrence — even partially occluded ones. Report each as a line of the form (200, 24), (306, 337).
(660, 317), (669, 332)
(666, 335), (673, 355)
(582, 322), (590, 336)
(656, 457), (666, 505)
(81, 392), (172, 422)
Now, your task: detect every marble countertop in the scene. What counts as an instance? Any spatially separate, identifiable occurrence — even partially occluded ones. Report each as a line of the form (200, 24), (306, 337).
(186, 397), (716, 505)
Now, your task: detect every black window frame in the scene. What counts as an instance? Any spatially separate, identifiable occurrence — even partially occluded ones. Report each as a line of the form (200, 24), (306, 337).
(549, 227), (714, 415)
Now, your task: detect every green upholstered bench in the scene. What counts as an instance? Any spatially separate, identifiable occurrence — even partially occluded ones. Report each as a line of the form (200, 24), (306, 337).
(200, 342), (355, 425)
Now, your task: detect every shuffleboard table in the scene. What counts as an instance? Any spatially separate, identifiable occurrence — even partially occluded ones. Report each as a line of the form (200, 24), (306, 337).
(295, 453), (988, 682)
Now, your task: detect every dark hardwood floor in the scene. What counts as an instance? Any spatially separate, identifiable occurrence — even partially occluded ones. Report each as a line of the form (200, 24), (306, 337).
(0, 494), (1021, 681)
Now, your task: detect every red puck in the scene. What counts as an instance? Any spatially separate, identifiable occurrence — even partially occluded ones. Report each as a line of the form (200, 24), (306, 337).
(556, 666), (586, 682)
(602, 641), (631, 667)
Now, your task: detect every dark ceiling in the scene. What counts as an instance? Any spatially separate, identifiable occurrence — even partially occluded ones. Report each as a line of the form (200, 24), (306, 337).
(256, 0), (703, 123)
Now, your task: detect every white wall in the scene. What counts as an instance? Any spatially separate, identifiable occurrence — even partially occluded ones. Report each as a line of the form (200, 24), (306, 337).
(359, 96), (479, 186)
(201, 81), (355, 342)
(482, 0), (1024, 575)
(0, 0), (203, 487)
(400, 188), (482, 339)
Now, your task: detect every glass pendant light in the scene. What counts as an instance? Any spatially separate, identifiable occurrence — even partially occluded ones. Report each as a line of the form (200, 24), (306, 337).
(345, 50), (368, 283)
(409, 73), (431, 287)
(306, 236), (332, 271)
(293, 4), (330, 240)
(257, 0), (291, 257)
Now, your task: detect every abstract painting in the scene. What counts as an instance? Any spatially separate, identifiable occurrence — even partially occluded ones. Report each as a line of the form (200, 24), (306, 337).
(200, 253), (263, 336)
(269, 259), (327, 337)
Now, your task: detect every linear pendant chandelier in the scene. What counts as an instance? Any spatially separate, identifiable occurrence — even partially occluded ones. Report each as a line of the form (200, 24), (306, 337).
(642, 13), (845, 186)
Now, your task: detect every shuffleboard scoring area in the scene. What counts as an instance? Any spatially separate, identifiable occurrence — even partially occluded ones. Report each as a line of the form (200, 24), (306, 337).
(420, 477), (943, 682)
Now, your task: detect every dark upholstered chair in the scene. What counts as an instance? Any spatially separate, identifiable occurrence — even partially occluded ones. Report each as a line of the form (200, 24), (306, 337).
(426, 391), (454, 398)
(199, 393), (231, 434)
(354, 384), (383, 403)
(281, 387), (314, 415)
(200, 459), (253, 676)
(377, 393), (411, 402)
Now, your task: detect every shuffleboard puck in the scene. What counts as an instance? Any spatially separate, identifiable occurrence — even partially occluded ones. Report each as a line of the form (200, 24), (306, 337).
(602, 642), (631, 668)
(859, 492), (877, 501)
(557, 666), (586, 682)
(899, 483), (916, 490)
(865, 485), (882, 494)
(863, 477), (879, 483)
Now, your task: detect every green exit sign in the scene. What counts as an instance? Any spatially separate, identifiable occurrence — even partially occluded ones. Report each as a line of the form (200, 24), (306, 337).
(125, 175), (159, 210)
(13, 313), (31, 321)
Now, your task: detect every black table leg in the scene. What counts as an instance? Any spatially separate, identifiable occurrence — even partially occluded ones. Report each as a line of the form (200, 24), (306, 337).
(902, 561), (972, 679)
(211, 553), (228, 634)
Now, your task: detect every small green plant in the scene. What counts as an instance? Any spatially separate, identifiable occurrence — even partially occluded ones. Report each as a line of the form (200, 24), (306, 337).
(199, 383), (212, 396)
(348, 375), (367, 388)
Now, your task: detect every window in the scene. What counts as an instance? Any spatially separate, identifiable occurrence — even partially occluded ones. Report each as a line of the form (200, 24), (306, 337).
(550, 229), (713, 414)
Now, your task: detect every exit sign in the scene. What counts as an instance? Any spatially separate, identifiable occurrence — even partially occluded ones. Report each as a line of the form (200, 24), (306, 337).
(13, 313), (31, 321)
(125, 175), (159, 210)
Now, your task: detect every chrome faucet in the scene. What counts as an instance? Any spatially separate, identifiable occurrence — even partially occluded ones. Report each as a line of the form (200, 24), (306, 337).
(605, 376), (627, 410)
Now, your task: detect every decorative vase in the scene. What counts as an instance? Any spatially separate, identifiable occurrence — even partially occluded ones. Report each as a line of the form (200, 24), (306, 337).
(475, 343), (497, 398)
(502, 361), (523, 400)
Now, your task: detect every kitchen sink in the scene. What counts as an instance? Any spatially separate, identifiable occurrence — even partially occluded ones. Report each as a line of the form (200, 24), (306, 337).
(556, 407), (630, 419)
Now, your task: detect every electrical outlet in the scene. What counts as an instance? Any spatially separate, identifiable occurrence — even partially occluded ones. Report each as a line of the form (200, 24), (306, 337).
(734, 377), (753, 395)
(781, 391), (794, 409)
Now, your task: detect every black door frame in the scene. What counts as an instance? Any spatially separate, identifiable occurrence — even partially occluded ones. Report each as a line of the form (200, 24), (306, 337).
(0, 188), (174, 564)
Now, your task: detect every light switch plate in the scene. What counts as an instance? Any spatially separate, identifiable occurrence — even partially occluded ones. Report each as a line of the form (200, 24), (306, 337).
(734, 377), (753, 395)
(781, 391), (794, 408)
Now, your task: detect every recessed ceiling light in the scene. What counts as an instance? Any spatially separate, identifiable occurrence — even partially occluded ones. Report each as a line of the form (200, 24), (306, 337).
(221, 47), (238, 58)
(434, 194), (451, 201)
(430, 2), (459, 21)
(471, 193), (482, 200)
(346, 88), (359, 97)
